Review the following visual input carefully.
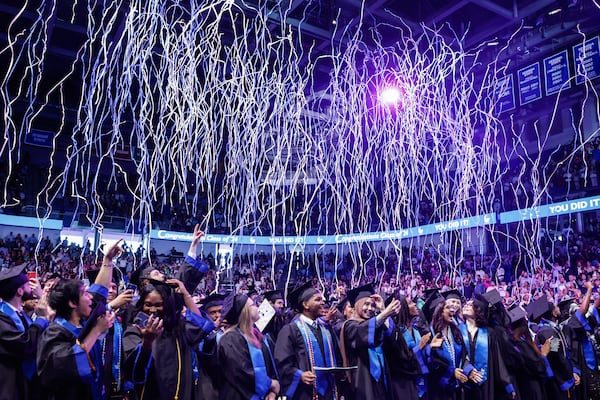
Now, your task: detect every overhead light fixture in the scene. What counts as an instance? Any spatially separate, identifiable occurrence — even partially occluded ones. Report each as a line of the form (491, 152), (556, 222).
(487, 40), (500, 46)
(548, 8), (562, 15)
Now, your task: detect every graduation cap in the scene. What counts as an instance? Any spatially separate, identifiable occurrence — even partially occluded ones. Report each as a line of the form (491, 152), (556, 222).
(441, 289), (462, 301)
(507, 304), (528, 326)
(558, 297), (576, 318)
(422, 291), (445, 323)
(130, 265), (160, 287)
(481, 289), (503, 307)
(347, 284), (375, 307)
(200, 293), (226, 310)
(336, 297), (349, 313)
(422, 287), (441, 299)
(0, 264), (29, 298)
(287, 281), (319, 312)
(221, 292), (249, 326)
(264, 290), (284, 303)
(526, 296), (553, 322)
(247, 287), (258, 298)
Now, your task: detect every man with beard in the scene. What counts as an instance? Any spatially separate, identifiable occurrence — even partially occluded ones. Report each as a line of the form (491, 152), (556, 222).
(263, 289), (287, 341)
(341, 283), (401, 400)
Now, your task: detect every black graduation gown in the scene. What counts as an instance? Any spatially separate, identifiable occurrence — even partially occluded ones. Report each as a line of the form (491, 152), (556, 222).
(460, 325), (515, 400)
(507, 337), (549, 400)
(123, 312), (213, 400)
(343, 317), (392, 400)
(195, 330), (223, 400)
(263, 312), (287, 342)
(274, 317), (342, 400)
(562, 310), (598, 400)
(381, 325), (421, 400)
(217, 330), (279, 399)
(533, 320), (574, 400)
(36, 323), (95, 400)
(0, 308), (47, 400)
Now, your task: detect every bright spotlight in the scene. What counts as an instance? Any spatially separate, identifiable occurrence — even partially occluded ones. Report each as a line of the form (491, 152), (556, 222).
(380, 87), (402, 105)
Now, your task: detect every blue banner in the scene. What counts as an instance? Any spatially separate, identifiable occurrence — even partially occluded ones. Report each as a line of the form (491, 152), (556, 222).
(24, 129), (54, 148)
(500, 195), (600, 224)
(494, 75), (515, 114)
(544, 50), (571, 95)
(573, 36), (600, 85)
(150, 214), (497, 245)
(518, 63), (542, 105)
(0, 215), (62, 230)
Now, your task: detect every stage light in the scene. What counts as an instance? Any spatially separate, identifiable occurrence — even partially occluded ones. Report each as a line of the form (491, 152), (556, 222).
(379, 87), (402, 105)
(548, 8), (562, 15)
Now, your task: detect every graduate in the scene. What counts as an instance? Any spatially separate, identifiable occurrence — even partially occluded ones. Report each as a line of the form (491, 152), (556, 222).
(382, 292), (429, 399)
(423, 291), (468, 400)
(86, 267), (135, 399)
(195, 292), (227, 400)
(0, 263), (48, 400)
(505, 305), (551, 400)
(527, 296), (575, 400)
(459, 296), (516, 400)
(561, 281), (600, 400)
(274, 281), (342, 400)
(217, 292), (280, 399)
(441, 289), (464, 324)
(341, 283), (401, 400)
(262, 289), (287, 342)
(122, 278), (215, 400)
(37, 240), (122, 400)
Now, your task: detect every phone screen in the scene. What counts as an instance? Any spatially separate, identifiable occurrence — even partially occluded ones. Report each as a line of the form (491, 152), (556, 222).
(134, 312), (150, 328)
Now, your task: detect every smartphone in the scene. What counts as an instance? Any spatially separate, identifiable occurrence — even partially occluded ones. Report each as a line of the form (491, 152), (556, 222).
(133, 312), (150, 329)
(27, 271), (37, 280)
(550, 337), (560, 352)
(126, 283), (137, 293)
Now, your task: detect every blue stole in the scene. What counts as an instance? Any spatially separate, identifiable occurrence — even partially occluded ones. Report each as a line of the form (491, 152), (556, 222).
(0, 301), (36, 380)
(242, 331), (272, 399)
(574, 311), (597, 370)
(101, 318), (124, 391)
(402, 326), (427, 397)
(459, 324), (488, 385)
(295, 319), (336, 396)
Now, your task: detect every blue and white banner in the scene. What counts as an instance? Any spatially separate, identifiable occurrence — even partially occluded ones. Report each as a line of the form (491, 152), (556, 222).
(544, 50), (571, 95)
(573, 36), (600, 85)
(518, 63), (542, 105)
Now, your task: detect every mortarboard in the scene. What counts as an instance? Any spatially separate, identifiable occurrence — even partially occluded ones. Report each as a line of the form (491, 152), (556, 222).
(507, 304), (528, 326)
(422, 291), (445, 323)
(0, 264), (29, 298)
(347, 284), (375, 307)
(264, 290), (284, 303)
(336, 297), (349, 313)
(200, 293), (226, 309)
(422, 287), (441, 299)
(221, 292), (249, 326)
(558, 297), (576, 319)
(526, 296), (553, 322)
(287, 281), (319, 312)
(441, 289), (462, 301)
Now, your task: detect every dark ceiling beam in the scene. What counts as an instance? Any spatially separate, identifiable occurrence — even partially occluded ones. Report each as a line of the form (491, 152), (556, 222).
(428, 0), (470, 26)
(344, 0), (422, 31)
(473, 0), (515, 19)
(0, 3), (87, 34)
(465, 0), (556, 47)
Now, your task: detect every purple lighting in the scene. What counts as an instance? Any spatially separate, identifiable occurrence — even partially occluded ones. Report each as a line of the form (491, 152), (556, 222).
(379, 87), (402, 105)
